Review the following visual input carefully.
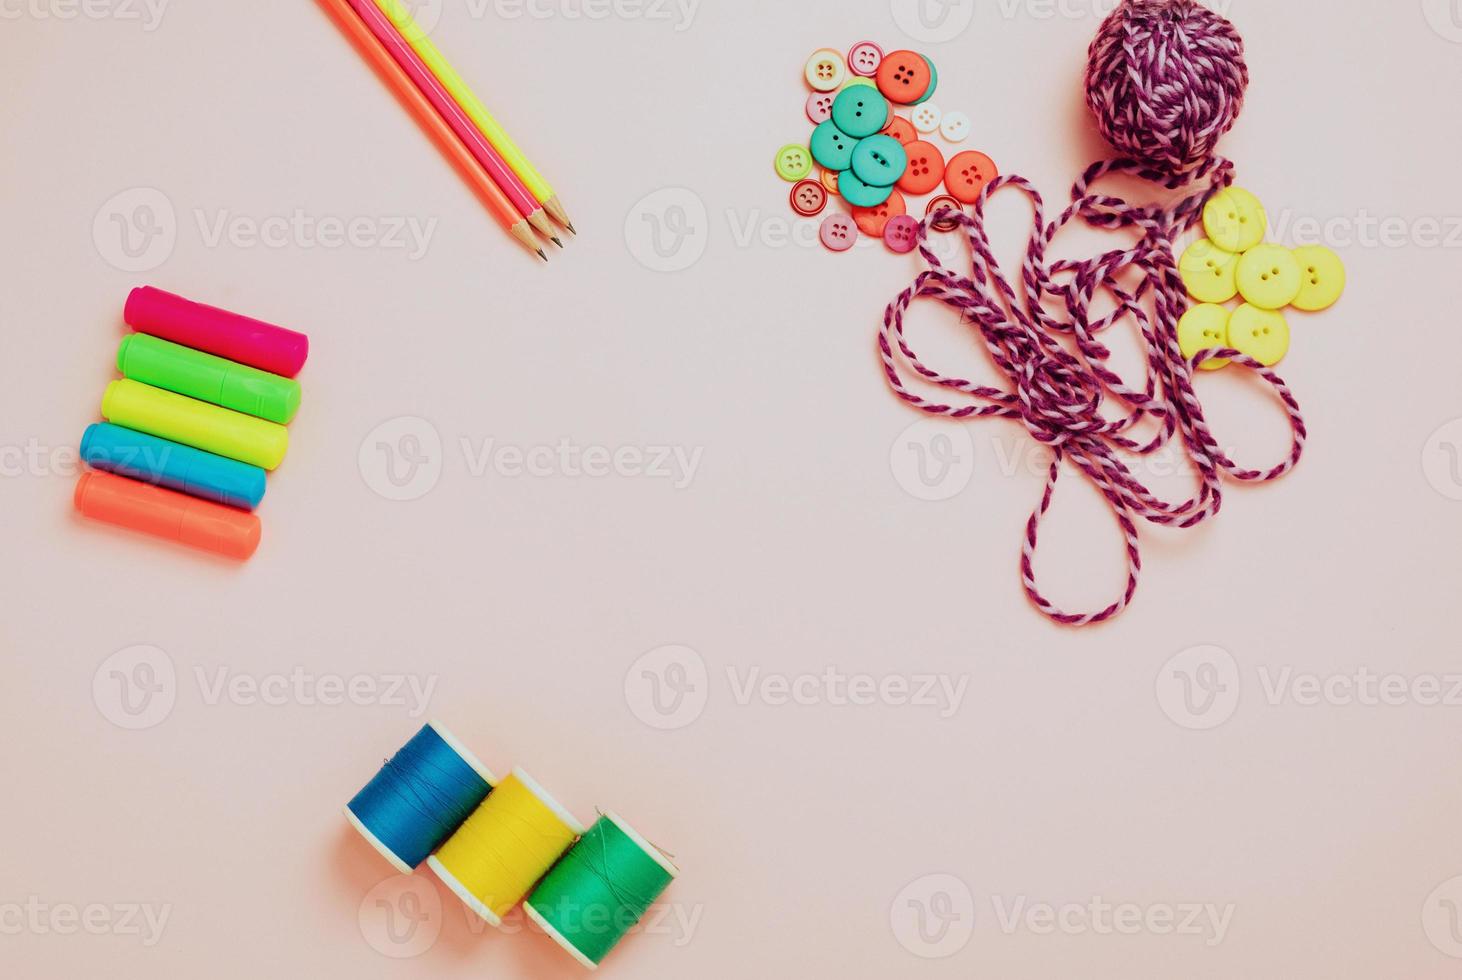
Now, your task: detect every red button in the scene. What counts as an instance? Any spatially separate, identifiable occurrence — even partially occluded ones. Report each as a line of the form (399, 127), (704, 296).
(881, 115), (916, 146)
(852, 189), (906, 237)
(790, 179), (828, 217)
(876, 50), (932, 105)
(897, 140), (945, 196)
(944, 150), (997, 204)
(925, 194), (964, 232)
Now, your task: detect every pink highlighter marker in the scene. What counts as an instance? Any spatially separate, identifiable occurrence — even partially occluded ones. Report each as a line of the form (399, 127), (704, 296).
(124, 286), (309, 378)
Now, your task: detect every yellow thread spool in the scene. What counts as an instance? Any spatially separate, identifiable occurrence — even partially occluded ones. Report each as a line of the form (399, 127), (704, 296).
(428, 768), (584, 926)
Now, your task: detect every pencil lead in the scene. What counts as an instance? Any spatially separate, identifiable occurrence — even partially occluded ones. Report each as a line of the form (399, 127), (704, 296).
(565, 222), (577, 235)
(551, 236), (564, 248)
(537, 249), (548, 261)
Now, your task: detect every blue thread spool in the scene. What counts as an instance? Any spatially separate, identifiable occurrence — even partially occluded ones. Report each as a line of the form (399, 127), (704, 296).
(344, 722), (495, 874)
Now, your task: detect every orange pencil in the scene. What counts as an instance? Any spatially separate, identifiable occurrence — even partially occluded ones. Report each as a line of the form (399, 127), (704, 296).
(317, 0), (546, 260)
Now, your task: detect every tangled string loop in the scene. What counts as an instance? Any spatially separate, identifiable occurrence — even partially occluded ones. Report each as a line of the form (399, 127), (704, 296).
(878, 160), (1307, 626)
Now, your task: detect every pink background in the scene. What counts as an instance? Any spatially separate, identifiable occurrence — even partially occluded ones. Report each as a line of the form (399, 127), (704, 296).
(4, 0), (1462, 976)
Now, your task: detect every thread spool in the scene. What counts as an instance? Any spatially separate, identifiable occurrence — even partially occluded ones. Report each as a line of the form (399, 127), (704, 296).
(525, 812), (678, 970)
(428, 768), (584, 926)
(344, 722), (496, 874)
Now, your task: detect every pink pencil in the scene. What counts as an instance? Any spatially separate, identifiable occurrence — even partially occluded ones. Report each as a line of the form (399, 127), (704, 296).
(344, 0), (560, 246)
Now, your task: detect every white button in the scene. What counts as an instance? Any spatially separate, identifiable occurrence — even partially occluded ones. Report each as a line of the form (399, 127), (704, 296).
(911, 102), (942, 134)
(939, 111), (970, 142)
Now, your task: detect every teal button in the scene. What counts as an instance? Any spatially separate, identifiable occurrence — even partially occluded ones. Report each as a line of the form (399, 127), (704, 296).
(809, 120), (855, 172)
(911, 55), (938, 105)
(839, 168), (894, 208)
(830, 87), (889, 139)
(849, 134), (906, 188)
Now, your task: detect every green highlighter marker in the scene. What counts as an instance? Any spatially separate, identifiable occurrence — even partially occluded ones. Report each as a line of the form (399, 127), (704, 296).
(118, 334), (301, 425)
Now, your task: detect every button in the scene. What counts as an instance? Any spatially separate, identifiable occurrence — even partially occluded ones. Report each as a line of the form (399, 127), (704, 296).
(911, 103), (942, 134)
(884, 215), (919, 253)
(805, 48), (846, 91)
(820, 168), (840, 194)
(820, 212), (857, 252)
(809, 121), (855, 172)
(1177, 303), (1232, 371)
(806, 91), (835, 124)
(939, 111), (970, 142)
(944, 150), (997, 204)
(775, 143), (812, 181)
(1228, 304), (1290, 366)
(897, 140), (945, 195)
(840, 76), (877, 91)
(881, 115), (917, 145)
(831, 87), (889, 139)
(1178, 238), (1239, 304)
(852, 189), (906, 237)
(839, 168), (895, 208)
(790, 179), (828, 217)
(1290, 245), (1346, 311)
(847, 41), (883, 76)
(1236, 244), (1302, 309)
(926, 194), (964, 232)
(876, 50), (932, 105)
(910, 55), (939, 105)
(1203, 186), (1266, 253)
(850, 134), (907, 188)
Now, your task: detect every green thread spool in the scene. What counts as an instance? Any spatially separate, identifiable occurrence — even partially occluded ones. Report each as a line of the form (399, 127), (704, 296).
(525, 812), (678, 969)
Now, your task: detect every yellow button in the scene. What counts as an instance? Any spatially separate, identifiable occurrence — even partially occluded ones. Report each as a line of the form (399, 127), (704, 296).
(1228, 304), (1290, 366)
(1179, 239), (1239, 303)
(1177, 303), (1232, 371)
(1203, 187), (1266, 253)
(1290, 245), (1346, 311)
(1236, 244), (1302, 310)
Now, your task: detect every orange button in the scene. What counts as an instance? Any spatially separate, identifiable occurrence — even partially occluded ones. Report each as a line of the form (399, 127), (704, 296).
(819, 169), (839, 195)
(876, 50), (932, 105)
(944, 150), (997, 204)
(852, 190), (906, 237)
(881, 115), (917, 146)
(898, 140), (945, 196)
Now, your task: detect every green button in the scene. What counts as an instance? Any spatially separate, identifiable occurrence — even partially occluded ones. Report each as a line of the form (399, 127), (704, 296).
(831, 87), (889, 139)
(910, 55), (938, 105)
(850, 134), (906, 188)
(774, 144), (812, 182)
(810, 121), (855, 172)
(839, 168), (894, 208)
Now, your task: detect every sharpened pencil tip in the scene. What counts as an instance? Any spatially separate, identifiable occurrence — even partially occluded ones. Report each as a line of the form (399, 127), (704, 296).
(566, 222), (577, 235)
(537, 249), (548, 261)
(551, 236), (564, 248)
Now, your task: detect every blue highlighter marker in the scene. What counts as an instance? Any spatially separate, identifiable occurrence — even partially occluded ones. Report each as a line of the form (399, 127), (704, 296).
(80, 422), (266, 511)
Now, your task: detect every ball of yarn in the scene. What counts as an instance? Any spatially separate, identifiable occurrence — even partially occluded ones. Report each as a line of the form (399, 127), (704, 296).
(1084, 0), (1248, 182)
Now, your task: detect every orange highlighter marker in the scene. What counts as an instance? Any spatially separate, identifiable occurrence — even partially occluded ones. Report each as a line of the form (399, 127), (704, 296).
(75, 471), (261, 560)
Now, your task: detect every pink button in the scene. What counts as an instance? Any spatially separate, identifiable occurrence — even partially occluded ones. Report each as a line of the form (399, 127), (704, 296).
(820, 213), (857, 252)
(805, 91), (835, 124)
(847, 41), (884, 77)
(883, 215), (919, 254)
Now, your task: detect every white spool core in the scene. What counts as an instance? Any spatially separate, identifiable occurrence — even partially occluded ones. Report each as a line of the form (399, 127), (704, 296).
(343, 805), (414, 876)
(427, 855), (504, 928)
(524, 900), (599, 970)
